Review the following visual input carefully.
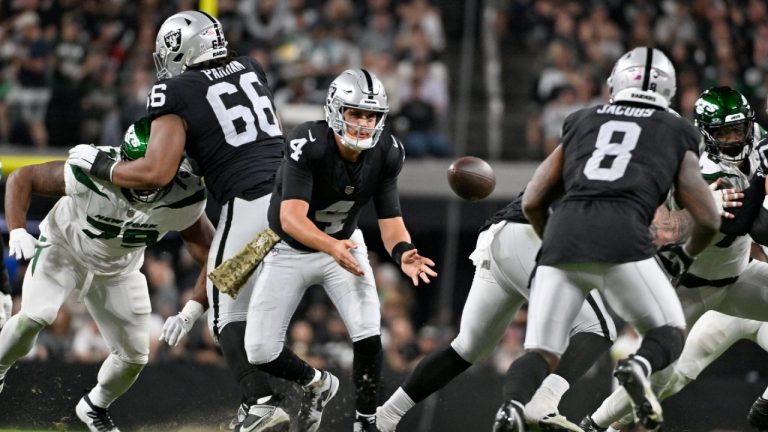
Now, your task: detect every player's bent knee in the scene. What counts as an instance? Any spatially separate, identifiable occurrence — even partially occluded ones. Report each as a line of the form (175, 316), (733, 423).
(20, 309), (57, 328)
(450, 337), (485, 364)
(16, 313), (47, 333)
(246, 342), (283, 365)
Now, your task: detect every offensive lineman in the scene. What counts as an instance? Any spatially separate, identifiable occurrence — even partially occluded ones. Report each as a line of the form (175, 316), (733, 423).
(243, 68), (436, 432)
(67, 11), (288, 431)
(0, 119), (212, 432)
(515, 47), (720, 431)
(581, 87), (768, 432)
(376, 193), (618, 432)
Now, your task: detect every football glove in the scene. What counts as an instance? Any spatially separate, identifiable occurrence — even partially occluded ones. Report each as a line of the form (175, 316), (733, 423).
(159, 300), (204, 346)
(9, 228), (51, 260)
(0, 293), (11, 329)
(67, 144), (117, 181)
(656, 243), (695, 287)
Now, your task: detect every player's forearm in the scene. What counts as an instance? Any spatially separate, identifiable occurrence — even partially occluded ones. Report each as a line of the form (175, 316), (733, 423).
(5, 169), (34, 230)
(111, 159), (176, 189)
(650, 206), (693, 246)
(282, 214), (336, 254)
(378, 217), (411, 254)
(190, 269), (209, 310)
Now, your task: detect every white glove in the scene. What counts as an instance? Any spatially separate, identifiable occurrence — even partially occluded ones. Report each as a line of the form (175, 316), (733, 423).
(67, 144), (117, 181)
(0, 293), (11, 329)
(159, 300), (205, 346)
(9, 228), (51, 260)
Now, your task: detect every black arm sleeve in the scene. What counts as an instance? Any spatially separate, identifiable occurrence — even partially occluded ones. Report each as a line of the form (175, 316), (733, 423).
(720, 172), (766, 236)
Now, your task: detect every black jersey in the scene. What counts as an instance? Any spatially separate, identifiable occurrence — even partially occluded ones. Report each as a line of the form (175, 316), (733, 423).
(146, 56), (283, 203)
(269, 121), (405, 251)
(538, 103), (701, 265)
(479, 191), (528, 232)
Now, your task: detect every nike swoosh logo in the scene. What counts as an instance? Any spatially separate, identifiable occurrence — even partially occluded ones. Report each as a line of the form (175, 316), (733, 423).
(308, 130), (316, 142)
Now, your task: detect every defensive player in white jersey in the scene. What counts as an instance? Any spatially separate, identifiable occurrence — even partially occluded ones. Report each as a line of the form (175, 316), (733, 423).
(0, 118), (213, 432)
(581, 86), (768, 432)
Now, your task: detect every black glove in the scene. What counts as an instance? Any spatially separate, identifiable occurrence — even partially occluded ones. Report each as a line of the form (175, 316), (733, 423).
(656, 243), (695, 287)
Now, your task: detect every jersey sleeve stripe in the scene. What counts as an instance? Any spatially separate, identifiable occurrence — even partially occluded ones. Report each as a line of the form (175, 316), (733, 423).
(155, 188), (207, 209)
(30, 234), (46, 276)
(70, 166), (109, 199)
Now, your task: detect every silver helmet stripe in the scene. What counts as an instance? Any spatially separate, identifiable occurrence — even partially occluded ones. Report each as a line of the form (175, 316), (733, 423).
(642, 47), (653, 91)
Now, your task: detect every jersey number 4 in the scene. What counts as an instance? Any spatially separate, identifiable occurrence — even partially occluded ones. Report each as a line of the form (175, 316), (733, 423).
(149, 72), (282, 147)
(583, 120), (641, 181)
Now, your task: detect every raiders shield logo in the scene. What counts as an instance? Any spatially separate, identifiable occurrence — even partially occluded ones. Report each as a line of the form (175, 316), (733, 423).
(164, 29), (182, 52)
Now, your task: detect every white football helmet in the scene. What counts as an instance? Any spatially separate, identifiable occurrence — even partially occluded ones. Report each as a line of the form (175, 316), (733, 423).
(324, 69), (389, 151)
(607, 47), (676, 109)
(153, 10), (228, 81)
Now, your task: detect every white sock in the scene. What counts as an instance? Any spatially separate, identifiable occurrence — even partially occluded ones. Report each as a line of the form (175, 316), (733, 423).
(88, 355), (145, 408)
(632, 355), (652, 377)
(356, 410), (375, 419)
(591, 386), (634, 428)
(377, 387), (415, 428)
(525, 374), (569, 419)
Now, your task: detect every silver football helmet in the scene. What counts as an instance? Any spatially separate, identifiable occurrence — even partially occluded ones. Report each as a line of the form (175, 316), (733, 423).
(607, 47), (676, 109)
(153, 10), (228, 81)
(324, 69), (389, 151)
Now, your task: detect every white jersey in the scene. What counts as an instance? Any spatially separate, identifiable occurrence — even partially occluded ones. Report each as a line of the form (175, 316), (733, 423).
(41, 153), (207, 276)
(687, 125), (765, 281)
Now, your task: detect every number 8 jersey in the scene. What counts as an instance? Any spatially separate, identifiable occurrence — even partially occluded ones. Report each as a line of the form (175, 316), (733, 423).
(146, 56), (283, 204)
(538, 104), (701, 266)
(43, 152), (207, 276)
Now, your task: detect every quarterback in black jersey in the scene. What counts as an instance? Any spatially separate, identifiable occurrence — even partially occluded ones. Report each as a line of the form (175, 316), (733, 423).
(67, 10), (287, 431)
(243, 69), (436, 432)
(504, 48), (720, 432)
(376, 190), (617, 432)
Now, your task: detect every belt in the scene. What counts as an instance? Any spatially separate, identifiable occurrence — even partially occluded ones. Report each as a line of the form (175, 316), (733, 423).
(680, 273), (738, 288)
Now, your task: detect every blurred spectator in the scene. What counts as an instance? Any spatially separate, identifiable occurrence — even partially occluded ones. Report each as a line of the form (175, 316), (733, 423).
(71, 320), (110, 363)
(396, 60), (450, 158)
(540, 85), (582, 155)
(35, 306), (74, 362)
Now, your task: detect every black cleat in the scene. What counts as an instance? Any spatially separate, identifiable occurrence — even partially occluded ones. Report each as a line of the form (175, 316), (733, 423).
(579, 416), (607, 432)
(749, 397), (768, 431)
(613, 356), (662, 431)
(493, 400), (526, 432)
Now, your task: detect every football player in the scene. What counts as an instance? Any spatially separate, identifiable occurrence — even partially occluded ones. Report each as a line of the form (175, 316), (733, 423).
(67, 11), (288, 430)
(240, 68), (436, 432)
(513, 47), (720, 432)
(375, 193), (618, 432)
(0, 119), (212, 432)
(581, 87), (768, 432)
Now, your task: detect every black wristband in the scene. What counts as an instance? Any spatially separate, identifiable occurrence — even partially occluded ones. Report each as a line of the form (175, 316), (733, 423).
(91, 151), (117, 181)
(391, 241), (416, 266)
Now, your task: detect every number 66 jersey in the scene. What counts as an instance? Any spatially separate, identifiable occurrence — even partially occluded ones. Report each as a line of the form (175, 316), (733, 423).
(538, 104), (701, 266)
(43, 155), (207, 276)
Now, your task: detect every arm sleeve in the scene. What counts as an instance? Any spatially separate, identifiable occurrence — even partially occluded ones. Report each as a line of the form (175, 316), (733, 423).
(720, 172), (766, 235)
(374, 136), (405, 219)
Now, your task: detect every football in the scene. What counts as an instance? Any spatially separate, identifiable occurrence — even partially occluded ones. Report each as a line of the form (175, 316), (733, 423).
(447, 156), (496, 201)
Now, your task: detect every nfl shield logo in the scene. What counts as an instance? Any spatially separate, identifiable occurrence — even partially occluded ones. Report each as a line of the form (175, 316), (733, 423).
(164, 29), (182, 51)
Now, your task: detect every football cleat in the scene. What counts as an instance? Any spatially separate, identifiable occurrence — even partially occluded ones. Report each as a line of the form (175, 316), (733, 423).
(75, 395), (120, 432)
(613, 356), (662, 431)
(532, 412), (585, 431)
(493, 400), (526, 432)
(236, 404), (290, 432)
(0, 377), (4, 395)
(525, 390), (583, 431)
(354, 413), (380, 432)
(293, 371), (339, 432)
(229, 402), (249, 430)
(578, 416), (607, 432)
(748, 396), (768, 430)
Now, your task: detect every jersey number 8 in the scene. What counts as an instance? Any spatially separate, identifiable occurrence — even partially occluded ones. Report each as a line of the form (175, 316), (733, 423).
(583, 120), (641, 182)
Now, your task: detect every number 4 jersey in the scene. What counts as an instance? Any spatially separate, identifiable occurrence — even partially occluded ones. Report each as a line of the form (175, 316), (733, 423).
(42, 153), (207, 275)
(146, 56), (283, 204)
(268, 120), (405, 251)
(538, 103), (701, 266)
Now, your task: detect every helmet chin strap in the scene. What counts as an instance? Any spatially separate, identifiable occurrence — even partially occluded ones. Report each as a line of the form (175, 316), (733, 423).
(342, 135), (373, 150)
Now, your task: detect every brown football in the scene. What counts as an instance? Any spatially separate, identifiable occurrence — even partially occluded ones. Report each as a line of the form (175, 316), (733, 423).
(447, 156), (496, 201)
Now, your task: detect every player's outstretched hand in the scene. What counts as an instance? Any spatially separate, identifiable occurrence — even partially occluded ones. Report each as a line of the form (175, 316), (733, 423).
(400, 249), (437, 286)
(709, 178), (743, 219)
(67, 144), (117, 181)
(9, 228), (51, 260)
(160, 312), (195, 346)
(0, 293), (11, 329)
(330, 239), (364, 276)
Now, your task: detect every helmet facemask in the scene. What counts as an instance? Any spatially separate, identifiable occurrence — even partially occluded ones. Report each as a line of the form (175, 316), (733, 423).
(701, 120), (754, 163)
(325, 69), (390, 151)
(121, 118), (172, 204)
